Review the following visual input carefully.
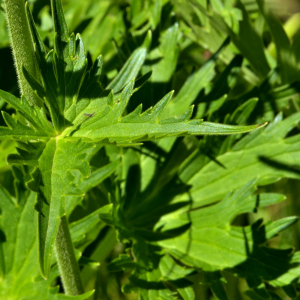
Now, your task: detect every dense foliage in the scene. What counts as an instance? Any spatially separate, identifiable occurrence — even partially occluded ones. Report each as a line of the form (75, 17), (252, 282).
(1, 0), (300, 299)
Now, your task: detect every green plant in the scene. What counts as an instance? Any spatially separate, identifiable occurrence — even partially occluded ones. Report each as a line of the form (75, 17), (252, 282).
(1, 0), (300, 299)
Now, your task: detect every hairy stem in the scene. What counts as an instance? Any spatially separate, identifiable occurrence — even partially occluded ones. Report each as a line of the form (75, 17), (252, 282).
(55, 216), (84, 295)
(3, 0), (42, 107)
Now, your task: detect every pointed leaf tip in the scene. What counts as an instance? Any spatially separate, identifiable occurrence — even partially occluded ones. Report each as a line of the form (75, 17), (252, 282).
(51, 0), (69, 42)
(259, 122), (268, 128)
(142, 30), (152, 49)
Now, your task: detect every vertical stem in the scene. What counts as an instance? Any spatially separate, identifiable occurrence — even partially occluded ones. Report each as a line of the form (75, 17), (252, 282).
(55, 216), (84, 295)
(3, 0), (42, 107)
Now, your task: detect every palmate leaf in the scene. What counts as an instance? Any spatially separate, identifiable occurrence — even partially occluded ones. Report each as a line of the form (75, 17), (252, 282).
(157, 180), (300, 299)
(100, 96), (300, 298)
(0, 166), (95, 300)
(99, 146), (300, 299)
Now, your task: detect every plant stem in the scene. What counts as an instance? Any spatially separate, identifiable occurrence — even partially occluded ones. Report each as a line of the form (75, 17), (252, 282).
(3, 0), (42, 107)
(55, 216), (84, 295)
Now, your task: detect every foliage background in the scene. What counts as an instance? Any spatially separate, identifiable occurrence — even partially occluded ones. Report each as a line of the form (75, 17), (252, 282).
(1, 0), (300, 299)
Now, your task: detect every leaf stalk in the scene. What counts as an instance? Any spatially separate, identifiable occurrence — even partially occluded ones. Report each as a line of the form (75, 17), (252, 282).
(55, 215), (84, 295)
(3, 0), (42, 107)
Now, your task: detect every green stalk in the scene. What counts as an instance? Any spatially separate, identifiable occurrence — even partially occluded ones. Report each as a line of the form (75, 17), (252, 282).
(3, 0), (42, 107)
(55, 216), (84, 295)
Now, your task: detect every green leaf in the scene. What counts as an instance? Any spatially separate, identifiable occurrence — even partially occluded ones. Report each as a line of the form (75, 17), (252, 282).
(178, 111), (300, 207)
(0, 167), (94, 299)
(9, 138), (93, 278)
(37, 139), (91, 278)
(63, 79), (266, 144)
(0, 90), (54, 135)
(202, 271), (230, 300)
(244, 289), (282, 300)
(147, 23), (179, 83)
(79, 2), (124, 61)
(25, 0), (88, 133)
(109, 123), (300, 298)
(0, 140), (16, 172)
(65, 158), (120, 216)
(177, 287), (195, 300)
(232, 1), (270, 78)
(130, 0), (162, 31)
(158, 180), (300, 287)
(2, 1), (291, 298)
(107, 254), (137, 272)
(162, 38), (231, 119)
(0, 108), (51, 141)
(24, 1), (151, 135)
(109, 250), (194, 300)
(188, 0), (270, 79)
(107, 30), (152, 93)
(78, 159), (120, 193)
(256, 0), (298, 84)
(69, 206), (107, 246)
